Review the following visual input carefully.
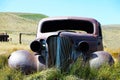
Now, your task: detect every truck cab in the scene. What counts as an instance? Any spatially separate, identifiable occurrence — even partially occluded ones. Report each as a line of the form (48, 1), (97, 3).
(30, 17), (103, 70)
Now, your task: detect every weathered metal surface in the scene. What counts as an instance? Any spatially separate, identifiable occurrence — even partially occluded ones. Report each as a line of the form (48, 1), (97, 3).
(47, 36), (72, 71)
(8, 50), (37, 74)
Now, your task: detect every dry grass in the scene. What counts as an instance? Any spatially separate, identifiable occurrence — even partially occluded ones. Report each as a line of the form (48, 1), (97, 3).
(0, 13), (37, 33)
(102, 26), (120, 49)
(102, 25), (120, 63)
(0, 42), (30, 55)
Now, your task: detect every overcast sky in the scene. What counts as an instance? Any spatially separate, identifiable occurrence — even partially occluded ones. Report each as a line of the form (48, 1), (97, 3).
(0, 0), (120, 25)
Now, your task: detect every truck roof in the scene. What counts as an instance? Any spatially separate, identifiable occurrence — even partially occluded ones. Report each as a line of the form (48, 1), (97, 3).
(39, 16), (99, 24)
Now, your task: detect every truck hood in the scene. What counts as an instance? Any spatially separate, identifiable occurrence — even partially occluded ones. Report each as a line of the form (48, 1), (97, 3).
(36, 31), (97, 41)
(60, 32), (97, 41)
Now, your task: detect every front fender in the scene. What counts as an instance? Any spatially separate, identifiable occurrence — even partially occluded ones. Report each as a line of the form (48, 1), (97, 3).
(89, 51), (114, 69)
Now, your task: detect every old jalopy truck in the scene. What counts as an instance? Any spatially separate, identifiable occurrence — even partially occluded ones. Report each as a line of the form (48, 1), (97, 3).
(8, 16), (114, 74)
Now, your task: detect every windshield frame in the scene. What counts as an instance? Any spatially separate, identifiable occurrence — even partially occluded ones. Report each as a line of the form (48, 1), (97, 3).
(40, 20), (94, 34)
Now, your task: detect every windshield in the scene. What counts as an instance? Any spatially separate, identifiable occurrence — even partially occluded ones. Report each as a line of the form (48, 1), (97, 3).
(41, 20), (94, 34)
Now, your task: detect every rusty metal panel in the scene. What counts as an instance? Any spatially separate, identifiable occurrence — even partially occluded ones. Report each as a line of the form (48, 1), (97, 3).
(47, 36), (72, 71)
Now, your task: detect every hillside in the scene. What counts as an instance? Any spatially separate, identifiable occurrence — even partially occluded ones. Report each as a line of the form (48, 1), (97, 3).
(0, 12), (47, 33)
(102, 25), (120, 49)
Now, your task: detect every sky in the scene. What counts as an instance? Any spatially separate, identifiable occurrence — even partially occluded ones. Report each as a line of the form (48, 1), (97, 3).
(0, 0), (120, 25)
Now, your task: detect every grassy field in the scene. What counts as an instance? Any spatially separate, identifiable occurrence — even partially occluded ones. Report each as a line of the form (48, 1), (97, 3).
(0, 12), (120, 79)
(102, 25), (120, 49)
(102, 26), (120, 62)
(0, 12), (47, 44)
(0, 12), (47, 31)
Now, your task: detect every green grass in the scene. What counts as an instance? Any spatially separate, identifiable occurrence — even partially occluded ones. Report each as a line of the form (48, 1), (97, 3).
(1, 53), (120, 80)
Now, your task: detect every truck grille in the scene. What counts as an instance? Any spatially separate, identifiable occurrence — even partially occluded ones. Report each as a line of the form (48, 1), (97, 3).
(47, 36), (72, 70)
